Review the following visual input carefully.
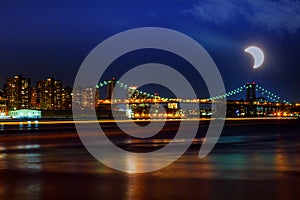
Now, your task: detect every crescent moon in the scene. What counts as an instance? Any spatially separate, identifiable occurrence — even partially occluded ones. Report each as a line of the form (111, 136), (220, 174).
(244, 46), (264, 69)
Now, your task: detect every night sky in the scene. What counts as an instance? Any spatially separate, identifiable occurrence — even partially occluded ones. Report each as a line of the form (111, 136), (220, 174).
(1, 0), (300, 101)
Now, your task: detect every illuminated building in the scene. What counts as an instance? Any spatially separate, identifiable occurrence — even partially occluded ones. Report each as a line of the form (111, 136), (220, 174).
(62, 87), (73, 110)
(0, 98), (8, 116)
(9, 109), (41, 119)
(4, 75), (31, 110)
(30, 86), (38, 109)
(0, 89), (5, 98)
(125, 86), (152, 118)
(36, 77), (62, 110)
(73, 87), (99, 110)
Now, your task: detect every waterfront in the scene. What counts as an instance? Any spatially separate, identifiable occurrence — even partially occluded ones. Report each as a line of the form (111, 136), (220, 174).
(0, 119), (300, 199)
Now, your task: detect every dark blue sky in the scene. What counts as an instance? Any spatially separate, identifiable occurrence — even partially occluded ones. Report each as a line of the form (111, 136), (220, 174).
(1, 0), (300, 101)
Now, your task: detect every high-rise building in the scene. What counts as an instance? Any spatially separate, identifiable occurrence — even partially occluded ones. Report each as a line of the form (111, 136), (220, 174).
(73, 87), (98, 110)
(62, 87), (73, 110)
(30, 86), (38, 109)
(36, 77), (62, 110)
(4, 75), (31, 110)
(0, 89), (5, 98)
(0, 98), (8, 115)
(106, 78), (116, 100)
(246, 82), (256, 102)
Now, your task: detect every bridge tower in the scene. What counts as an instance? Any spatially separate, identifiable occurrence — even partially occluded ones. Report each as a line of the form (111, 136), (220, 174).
(246, 82), (256, 102)
(106, 77), (116, 100)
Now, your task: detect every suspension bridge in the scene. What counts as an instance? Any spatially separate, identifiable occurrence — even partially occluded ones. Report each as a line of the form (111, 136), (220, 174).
(93, 79), (298, 118)
(95, 80), (291, 105)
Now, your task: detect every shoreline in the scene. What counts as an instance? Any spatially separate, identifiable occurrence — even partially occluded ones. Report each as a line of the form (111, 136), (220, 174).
(0, 116), (298, 125)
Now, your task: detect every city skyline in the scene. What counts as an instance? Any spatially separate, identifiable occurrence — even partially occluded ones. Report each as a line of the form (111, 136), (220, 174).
(1, 2), (300, 199)
(0, 1), (300, 102)
(0, 74), (295, 103)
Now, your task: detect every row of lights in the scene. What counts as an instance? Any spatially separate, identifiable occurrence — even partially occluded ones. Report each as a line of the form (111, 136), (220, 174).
(96, 81), (291, 104)
(96, 80), (159, 99)
(255, 84), (290, 104)
(208, 85), (246, 100)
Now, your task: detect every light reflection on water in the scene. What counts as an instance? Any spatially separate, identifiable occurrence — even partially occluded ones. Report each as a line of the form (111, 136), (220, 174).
(19, 122), (23, 130)
(34, 120), (39, 129)
(15, 153), (42, 171)
(0, 131), (299, 179)
(17, 144), (40, 150)
(0, 121), (40, 131)
(122, 148), (300, 199)
(0, 120), (299, 199)
(125, 138), (204, 147)
(0, 144), (299, 199)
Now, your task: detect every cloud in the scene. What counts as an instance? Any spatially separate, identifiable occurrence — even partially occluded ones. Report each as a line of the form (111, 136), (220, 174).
(183, 0), (300, 34)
